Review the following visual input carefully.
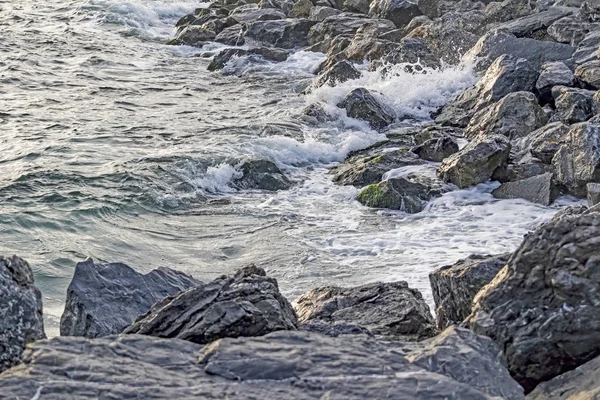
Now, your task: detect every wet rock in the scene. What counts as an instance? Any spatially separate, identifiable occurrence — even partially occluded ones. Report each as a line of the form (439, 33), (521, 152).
(0, 256), (45, 373)
(300, 320), (373, 336)
(244, 19), (317, 49)
(60, 259), (200, 338)
(368, 0), (423, 29)
(343, 23), (396, 62)
(292, 281), (437, 341)
(491, 6), (576, 38)
(357, 175), (445, 212)
(407, 326), (525, 400)
(552, 120), (600, 196)
(587, 182), (600, 205)
(437, 135), (511, 188)
(229, 5), (286, 22)
(377, 37), (440, 69)
(491, 172), (559, 205)
(234, 159), (291, 191)
(465, 213), (600, 392)
(208, 47), (290, 71)
(331, 149), (424, 187)
(170, 25), (217, 46)
(308, 5), (342, 20)
(548, 14), (597, 46)
(526, 355), (600, 400)
(575, 59), (600, 89)
(483, 0), (536, 26)
(311, 60), (361, 89)
(214, 24), (246, 45)
(429, 253), (511, 330)
(307, 13), (395, 45)
(288, 0), (313, 18)
(412, 136), (460, 162)
(337, 87), (395, 130)
(465, 92), (548, 141)
(125, 265), (298, 343)
(551, 86), (599, 123)
(535, 61), (577, 103)
(302, 102), (335, 123)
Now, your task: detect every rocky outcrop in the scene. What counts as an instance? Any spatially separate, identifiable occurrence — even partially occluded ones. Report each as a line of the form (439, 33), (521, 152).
(465, 213), (600, 392)
(337, 87), (395, 130)
(60, 259), (200, 338)
(234, 159), (292, 191)
(292, 281), (437, 341)
(491, 172), (559, 205)
(124, 266), (298, 344)
(429, 253), (511, 330)
(357, 175), (445, 212)
(0, 256), (45, 373)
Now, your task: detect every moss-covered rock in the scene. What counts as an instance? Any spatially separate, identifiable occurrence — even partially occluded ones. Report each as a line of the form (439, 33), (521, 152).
(357, 176), (443, 212)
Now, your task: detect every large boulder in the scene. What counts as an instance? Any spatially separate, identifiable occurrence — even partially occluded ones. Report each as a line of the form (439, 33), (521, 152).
(124, 266), (298, 344)
(309, 5), (343, 20)
(233, 159), (292, 191)
(490, 6), (576, 38)
(243, 19), (317, 48)
(491, 172), (559, 205)
(0, 256), (45, 373)
(429, 253), (511, 330)
(412, 135), (460, 162)
(464, 213), (600, 392)
(60, 259), (200, 338)
(292, 281), (437, 341)
(535, 61), (577, 103)
(337, 87), (396, 130)
(310, 60), (361, 89)
(357, 175), (445, 212)
(550, 86), (600, 124)
(437, 135), (511, 188)
(513, 121), (570, 164)
(368, 0), (423, 29)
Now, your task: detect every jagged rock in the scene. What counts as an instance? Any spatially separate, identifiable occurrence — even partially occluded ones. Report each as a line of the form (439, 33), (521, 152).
(311, 60), (361, 89)
(208, 47), (289, 71)
(378, 37), (440, 69)
(492, 158), (553, 183)
(412, 136), (460, 162)
(292, 281), (437, 340)
(407, 326), (525, 400)
(527, 121), (571, 164)
(587, 182), (600, 206)
(465, 92), (548, 141)
(258, 0), (295, 13)
(337, 87), (395, 130)
(436, 55), (538, 127)
(552, 120), (600, 196)
(368, 0), (423, 29)
(169, 25), (217, 46)
(344, 0), (371, 13)
(288, 0), (313, 17)
(229, 6), (286, 22)
(60, 259), (200, 338)
(300, 320), (373, 336)
(343, 23), (396, 62)
(125, 266), (298, 343)
(307, 13), (396, 45)
(214, 24), (246, 45)
(550, 86), (599, 123)
(331, 149), (424, 187)
(233, 160), (291, 191)
(491, 6), (576, 38)
(491, 172), (559, 205)
(483, 0), (536, 26)
(357, 175), (445, 212)
(437, 135), (511, 188)
(302, 102), (335, 123)
(548, 14), (597, 46)
(416, 0), (484, 19)
(526, 355), (600, 400)
(465, 213), (600, 392)
(0, 256), (45, 373)
(535, 61), (577, 103)
(575, 59), (600, 89)
(464, 31), (575, 72)
(549, 204), (588, 223)
(572, 30), (600, 65)
(315, 0), (344, 10)
(244, 19), (317, 48)
(309, 5), (342, 20)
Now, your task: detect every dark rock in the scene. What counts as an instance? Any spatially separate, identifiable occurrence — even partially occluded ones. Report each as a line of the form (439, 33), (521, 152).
(548, 15), (597, 46)
(551, 86), (599, 124)
(437, 135), (511, 188)
(412, 136), (460, 161)
(369, 0), (423, 29)
(311, 60), (361, 90)
(60, 259), (200, 338)
(170, 25), (216, 46)
(465, 213), (600, 392)
(491, 172), (559, 205)
(229, 6), (286, 22)
(124, 265), (298, 343)
(292, 281), (437, 341)
(300, 320), (373, 336)
(535, 61), (577, 104)
(492, 159), (553, 183)
(214, 24), (246, 45)
(307, 13), (396, 45)
(357, 175), (445, 212)
(429, 253), (511, 330)
(289, 0), (313, 17)
(309, 5), (343, 20)
(258, 0), (295, 13)
(587, 182), (600, 206)
(344, 0), (371, 13)
(378, 37), (440, 69)
(572, 30), (600, 66)
(0, 256), (45, 373)
(208, 47), (290, 71)
(337, 87), (395, 131)
(512, 121), (570, 164)
(575, 59), (600, 89)
(234, 159), (291, 191)
(491, 6), (576, 38)
(244, 18), (317, 49)
(549, 204), (588, 223)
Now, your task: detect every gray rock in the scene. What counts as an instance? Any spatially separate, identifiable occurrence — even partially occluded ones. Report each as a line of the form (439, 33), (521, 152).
(214, 24), (246, 45)
(0, 256), (45, 373)
(575, 59), (600, 89)
(491, 172), (559, 205)
(244, 18), (317, 48)
(437, 135), (511, 188)
(407, 326), (525, 400)
(170, 25), (216, 46)
(229, 6), (286, 22)
(491, 6), (576, 38)
(234, 159), (291, 191)
(337, 87), (395, 131)
(307, 12), (396, 45)
(412, 136), (460, 161)
(292, 281), (437, 341)
(548, 15), (598, 46)
(492, 158), (553, 183)
(378, 37), (440, 69)
(464, 213), (600, 392)
(60, 259), (200, 338)
(369, 0), (423, 29)
(572, 30), (600, 65)
(309, 5), (342, 20)
(208, 47), (289, 71)
(526, 355), (600, 400)
(356, 176), (445, 212)
(465, 91), (548, 141)
(124, 265), (298, 344)
(549, 204), (588, 222)
(288, 0), (313, 17)
(343, 23), (396, 62)
(344, 0), (371, 13)
(429, 253), (511, 330)
(258, 0), (295, 13)
(512, 121), (570, 164)
(311, 60), (361, 90)
(300, 320), (373, 336)
(551, 86), (599, 124)
(587, 182), (600, 205)
(535, 61), (577, 103)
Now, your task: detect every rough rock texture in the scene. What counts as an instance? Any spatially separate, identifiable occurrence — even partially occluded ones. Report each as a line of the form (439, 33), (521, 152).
(307, 13), (396, 45)
(521, 121), (570, 164)
(337, 87), (395, 130)
(429, 253), (511, 330)
(310, 60), (361, 89)
(491, 172), (558, 205)
(575, 59), (600, 89)
(234, 159), (292, 191)
(465, 213), (600, 392)
(60, 259), (200, 338)
(0, 256), (45, 373)
(357, 176), (444, 212)
(208, 47), (289, 71)
(292, 281), (437, 341)
(551, 86), (600, 124)
(588, 182), (600, 206)
(244, 19), (317, 48)
(300, 320), (373, 336)
(288, 0), (313, 18)
(491, 6), (575, 38)
(526, 355), (600, 400)
(412, 136), (460, 161)
(535, 61), (577, 103)
(437, 135), (511, 188)
(309, 5), (342, 21)
(125, 265), (298, 344)
(368, 0), (423, 29)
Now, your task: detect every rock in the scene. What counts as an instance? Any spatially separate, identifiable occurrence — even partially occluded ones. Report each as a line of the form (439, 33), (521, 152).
(292, 281), (437, 340)
(464, 31), (575, 72)
(528, 121), (571, 164)
(331, 149), (424, 187)
(407, 326), (525, 400)
(124, 265), (298, 343)
(244, 18), (317, 48)
(572, 30), (600, 65)
(258, 0), (295, 13)
(491, 6), (576, 38)
(307, 13), (396, 45)
(60, 259), (200, 338)
(464, 213), (600, 392)
(437, 135), (511, 188)
(0, 256), (45, 373)
(378, 37), (440, 69)
(548, 15), (597, 46)
(552, 120), (600, 196)
(430, 254), (511, 330)
(214, 24), (246, 45)
(229, 6), (286, 22)
(483, 0), (536, 26)
(412, 136), (460, 161)
(551, 86), (599, 124)
(308, 5), (342, 20)
(207, 47), (289, 71)
(357, 175), (444, 212)
(575, 59), (600, 89)
(492, 158), (553, 183)
(343, 23), (396, 62)
(526, 355), (600, 400)
(337, 87), (395, 130)
(535, 61), (577, 103)
(311, 60), (361, 89)
(465, 92), (548, 141)
(587, 182), (600, 205)
(368, 0), (423, 29)
(491, 172), (559, 205)
(234, 159), (291, 191)
(549, 204), (588, 222)
(288, 0), (313, 17)
(344, 0), (371, 13)
(300, 320), (373, 336)
(169, 25), (216, 46)
(436, 55), (538, 127)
